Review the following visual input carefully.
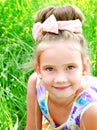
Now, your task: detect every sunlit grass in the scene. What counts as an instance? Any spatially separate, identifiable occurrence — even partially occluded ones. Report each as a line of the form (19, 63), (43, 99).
(0, 0), (97, 129)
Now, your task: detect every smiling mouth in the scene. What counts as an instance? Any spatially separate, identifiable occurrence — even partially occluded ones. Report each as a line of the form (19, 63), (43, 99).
(53, 86), (70, 90)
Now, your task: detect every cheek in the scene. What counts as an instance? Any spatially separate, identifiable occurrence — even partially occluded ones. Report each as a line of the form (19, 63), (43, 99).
(42, 77), (52, 83)
(74, 76), (82, 87)
(41, 71), (53, 81)
(69, 73), (82, 86)
(41, 75), (53, 87)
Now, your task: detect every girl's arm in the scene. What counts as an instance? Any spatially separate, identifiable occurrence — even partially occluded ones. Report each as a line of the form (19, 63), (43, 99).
(25, 72), (42, 130)
(80, 104), (97, 130)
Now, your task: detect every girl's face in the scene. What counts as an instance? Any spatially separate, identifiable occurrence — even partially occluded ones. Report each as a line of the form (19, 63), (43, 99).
(36, 40), (88, 101)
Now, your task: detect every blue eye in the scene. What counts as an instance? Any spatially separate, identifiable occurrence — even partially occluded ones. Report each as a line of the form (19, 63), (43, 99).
(67, 66), (74, 70)
(46, 67), (53, 71)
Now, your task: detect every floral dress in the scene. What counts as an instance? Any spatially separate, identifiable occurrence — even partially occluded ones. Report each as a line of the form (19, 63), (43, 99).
(36, 77), (97, 130)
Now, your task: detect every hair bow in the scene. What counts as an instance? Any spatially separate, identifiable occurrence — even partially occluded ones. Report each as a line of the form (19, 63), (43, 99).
(32, 14), (82, 41)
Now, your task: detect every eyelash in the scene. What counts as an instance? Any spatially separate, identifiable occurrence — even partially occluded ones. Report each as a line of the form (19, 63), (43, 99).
(67, 66), (75, 70)
(45, 67), (54, 72)
(44, 65), (76, 72)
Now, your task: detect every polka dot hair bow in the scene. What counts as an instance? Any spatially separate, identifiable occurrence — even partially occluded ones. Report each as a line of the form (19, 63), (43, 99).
(32, 14), (82, 41)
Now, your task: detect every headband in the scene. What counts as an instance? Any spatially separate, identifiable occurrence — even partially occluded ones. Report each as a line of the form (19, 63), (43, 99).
(32, 14), (82, 41)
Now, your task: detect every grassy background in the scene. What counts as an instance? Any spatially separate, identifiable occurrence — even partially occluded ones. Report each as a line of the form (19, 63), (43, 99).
(0, 0), (97, 129)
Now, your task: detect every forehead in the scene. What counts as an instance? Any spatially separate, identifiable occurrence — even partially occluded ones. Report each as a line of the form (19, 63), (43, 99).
(39, 40), (82, 65)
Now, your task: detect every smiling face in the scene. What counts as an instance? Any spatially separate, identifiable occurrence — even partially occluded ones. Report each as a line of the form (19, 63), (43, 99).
(36, 40), (88, 101)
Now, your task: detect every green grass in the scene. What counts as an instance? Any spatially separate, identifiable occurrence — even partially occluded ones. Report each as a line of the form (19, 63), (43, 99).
(0, 0), (97, 129)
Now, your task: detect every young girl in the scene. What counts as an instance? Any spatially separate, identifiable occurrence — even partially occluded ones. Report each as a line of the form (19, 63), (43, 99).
(25, 5), (97, 130)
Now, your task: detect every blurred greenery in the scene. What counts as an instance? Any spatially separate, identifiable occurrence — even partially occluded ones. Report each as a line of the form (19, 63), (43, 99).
(0, 0), (97, 129)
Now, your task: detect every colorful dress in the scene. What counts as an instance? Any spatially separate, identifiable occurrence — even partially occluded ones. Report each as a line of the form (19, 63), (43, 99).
(36, 76), (97, 130)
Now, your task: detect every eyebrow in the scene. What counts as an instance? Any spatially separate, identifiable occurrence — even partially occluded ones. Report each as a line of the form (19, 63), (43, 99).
(41, 64), (55, 68)
(41, 62), (77, 67)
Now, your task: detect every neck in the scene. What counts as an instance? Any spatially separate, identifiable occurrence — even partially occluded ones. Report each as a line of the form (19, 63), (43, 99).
(48, 93), (75, 107)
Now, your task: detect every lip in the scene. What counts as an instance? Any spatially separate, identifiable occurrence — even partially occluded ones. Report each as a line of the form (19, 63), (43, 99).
(53, 86), (70, 90)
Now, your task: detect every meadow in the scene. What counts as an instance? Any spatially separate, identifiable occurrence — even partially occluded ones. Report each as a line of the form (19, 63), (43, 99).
(0, 0), (97, 129)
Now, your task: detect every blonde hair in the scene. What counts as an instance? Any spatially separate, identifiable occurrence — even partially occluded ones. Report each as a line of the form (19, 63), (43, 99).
(33, 5), (89, 66)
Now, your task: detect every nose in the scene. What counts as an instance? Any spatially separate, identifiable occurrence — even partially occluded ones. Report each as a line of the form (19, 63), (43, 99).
(54, 71), (68, 84)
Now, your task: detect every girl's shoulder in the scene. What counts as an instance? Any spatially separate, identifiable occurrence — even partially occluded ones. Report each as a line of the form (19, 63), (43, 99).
(79, 76), (97, 129)
(28, 72), (37, 86)
(27, 72), (38, 95)
(80, 103), (97, 130)
(26, 72), (42, 129)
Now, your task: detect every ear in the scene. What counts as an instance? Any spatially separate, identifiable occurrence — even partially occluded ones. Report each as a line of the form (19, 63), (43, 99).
(82, 58), (90, 75)
(35, 64), (42, 79)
